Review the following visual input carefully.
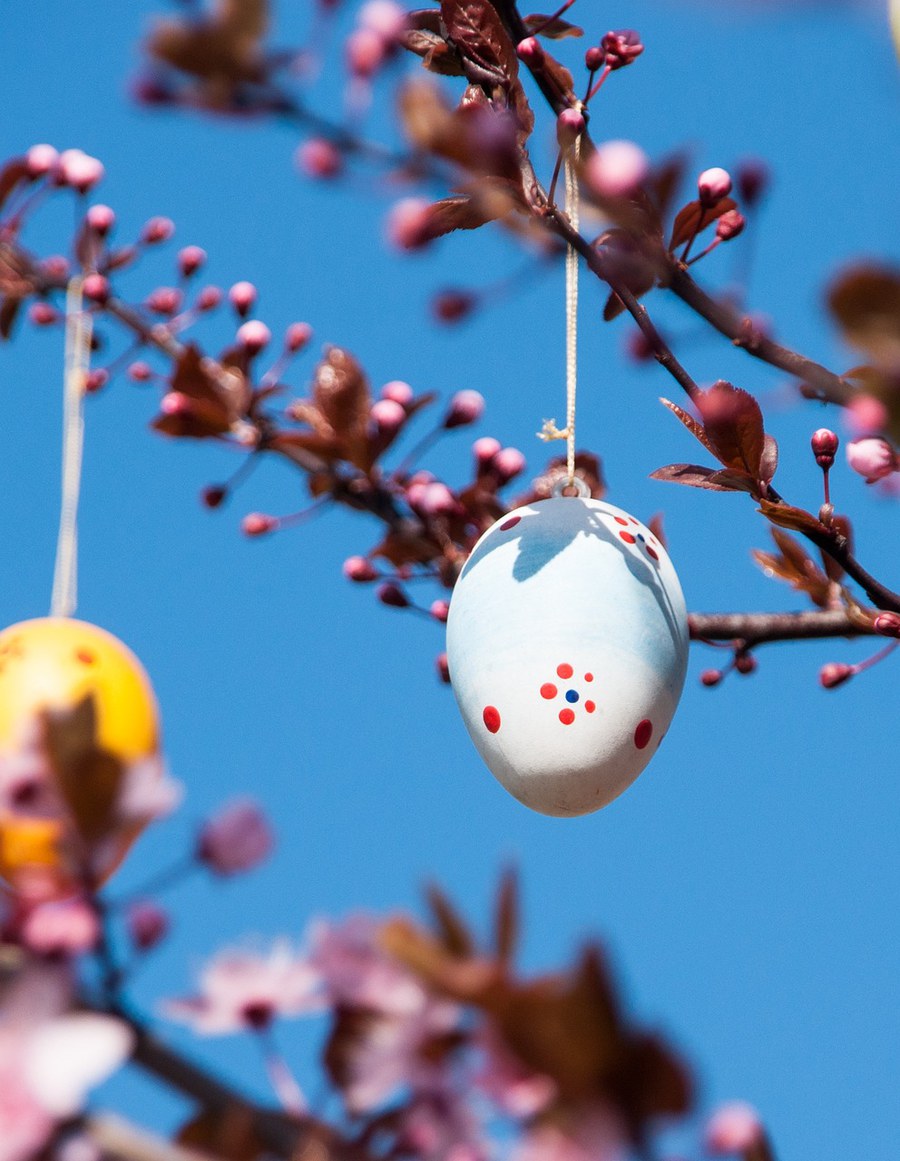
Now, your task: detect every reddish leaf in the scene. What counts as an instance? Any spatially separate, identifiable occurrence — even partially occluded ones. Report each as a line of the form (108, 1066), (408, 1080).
(310, 346), (372, 470)
(441, 0), (519, 84)
(649, 463), (745, 492)
(538, 52), (575, 95)
(695, 381), (766, 480)
(752, 527), (833, 608)
(401, 28), (466, 75)
(153, 395), (234, 438)
(407, 8), (443, 32)
(522, 13), (583, 38)
(417, 188), (515, 242)
(0, 159), (28, 213)
(177, 1104), (267, 1161)
(42, 697), (123, 847)
(426, 882), (475, 956)
(827, 263), (900, 363)
(668, 196), (737, 251)
(0, 296), (22, 340)
(648, 512), (668, 549)
(757, 498), (827, 537)
(0, 243), (35, 298)
(759, 433), (778, 485)
(659, 397), (715, 456)
(494, 866), (518, 961)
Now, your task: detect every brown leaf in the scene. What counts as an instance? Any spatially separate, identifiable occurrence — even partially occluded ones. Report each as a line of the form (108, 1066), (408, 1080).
(323, 1005), (381, 1093)
(649, 463), (744, 492)
(827, 263), (900, 366)
(659, 398), (715, 455)
(0, 159), (28, 212)
(407, 8), (443, 32)
(648, 513), (668, 550)
(417, 187), (516, 242)
(177, 1103), (267, 1161)
(757, 498), (827, 537)
(617, 1032), (693, 1125)
(522, 13), (583, 38)
(0, 296), (22, 341)
(494, 866), (518, 962)
(310, 346), (372, 471)
(668, 197), (737, 251)
(379, 917), (499, 1002)
(537, 52), (575, 95)
(0, 243), (35, 298)
(426, 883), (475, 956)
(695, 381), (766, 481)
(441, 0), (519, 84)
(752, 528), (833, 608)
(42, 697), (124, 847)
(400, 28), (466, 75)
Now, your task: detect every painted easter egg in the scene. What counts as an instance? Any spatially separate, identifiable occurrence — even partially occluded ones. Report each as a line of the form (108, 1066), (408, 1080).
(0, 617), (161, 891)
(446, 497), (689, 817)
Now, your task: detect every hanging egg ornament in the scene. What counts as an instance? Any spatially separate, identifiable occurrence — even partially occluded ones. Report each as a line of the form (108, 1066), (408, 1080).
(446, 495), (689, 816)
(0, 617), (161, 892)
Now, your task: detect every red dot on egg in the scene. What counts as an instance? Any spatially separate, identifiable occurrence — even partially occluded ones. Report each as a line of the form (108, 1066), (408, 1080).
(619, 531), (636, 544)
(584, 672), (593, 682)
(75, 649), (96, 665)
(500, 516), (521, 531)
(629, 517), (639, 525)
(614, 516), (628, 526)
(646, 545), (659, 561)
(483, 706), (501, 733)
(634, 719), (653, 749)
(557, 663), (573, 679)
(585, 700), (596, 713)
(559, 708), (575, 725)
(540, 683), (558, 700)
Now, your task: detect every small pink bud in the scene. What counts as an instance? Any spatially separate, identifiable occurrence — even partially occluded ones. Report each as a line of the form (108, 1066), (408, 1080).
(736, 158), (769, 206)
(846, 436), (896, 483)
(473, 436), (501, 468)
(698, 166), (732, 206)
(161, 392), (191, 416)
(197, 798), (274, 875)
(701, 669), (723, 687)
(296, 138), (343, 179)
(811, 428), (839, 468)
(346, 27), (386, 77)
(410, 481), (458, 517)
(705, 1102), (764, 1154)
(436, 652), (451, 683)
(734, 653), (757, 675)
(85, 369), (109, 394)
(128, 361), (153, 383)
(146, 286), (182, 315)
(584, 45), (605, 70)
(433, 289), (476, 323)
(516, 36), (544, 64)
(626, 329), (656, 362)
(126, 900), (169, 952)
(285, 322), (313, 352)
(57, 149), (104, 192)
(386, 197), (431, 251)
(197, 285), (223, 311)
(140, 216), (175, 244)
(202, 485), (227, 509)
(242, 512), (278, 537)
(377, 581), (409, 608)
(444, 389), (485, 429)
(600, 28), (643, 69)
(557, 108), (586, 150)
(370, 397), (407, 433)
(85, 204), (115, 235)
(25, 143), (59, 178)
(41, 255), (70, 280)
(359, 0), (407, 40)
(20, 898), (100, 956)
(844, 393), (888, 436)
(493, 446), (526, 484)
(715, 210), (745, 241)
(178, 245), (207, 276)
(874, 612), (900, 638)
(820, 661), (854, 689)
(28, 302), (59, 326)
(82, 273), (110, 303)
(236, 319), (272, 354)
(381, 380), (414, 406)
(430, 599), (450, 623)
(229, 280), (257, 316)
(585, 140), (649, 199)
(343, 555), (378, 582)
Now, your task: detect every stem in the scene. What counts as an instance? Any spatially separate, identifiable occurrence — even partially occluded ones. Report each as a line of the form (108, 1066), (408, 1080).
(688, 608), (877, 648)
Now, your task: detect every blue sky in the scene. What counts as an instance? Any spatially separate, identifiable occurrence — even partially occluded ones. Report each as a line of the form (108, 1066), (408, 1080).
(1, 2), (899, 1158)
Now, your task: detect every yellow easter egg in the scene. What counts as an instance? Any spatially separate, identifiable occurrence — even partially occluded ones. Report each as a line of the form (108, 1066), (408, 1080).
(0, 618), (159, 763)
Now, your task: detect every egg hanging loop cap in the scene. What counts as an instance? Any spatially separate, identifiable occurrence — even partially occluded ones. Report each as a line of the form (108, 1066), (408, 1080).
(551, 474), (591, 499)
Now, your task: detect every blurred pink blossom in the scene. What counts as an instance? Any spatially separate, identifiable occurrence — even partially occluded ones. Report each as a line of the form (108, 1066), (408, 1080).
(512, 1108), (626, 1161)
(846, 436), (897, 483)
(705, 1101), (764, 1153)
(474, 1025), (556, 1118)
(197, 798), (273, 876)
(20, 898), (100, 957)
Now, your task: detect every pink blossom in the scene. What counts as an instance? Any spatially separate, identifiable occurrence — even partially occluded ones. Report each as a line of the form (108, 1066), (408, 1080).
(397, 1091), (488, 1161)
(57, 150), (104, 193)
(844, 393), (888, 436)
(430, 600), (450, 623)
(359, 0), (407, 40)
(846, 436), (897, 483)
(705, 1101), (764, 1154)
(197, 798), (273, 876)
(163, 942), (322, 1034)
(585, 141), (649, 199)
(475, 1025), (555, 1117)
(599, 29), (643, 70)
(20, 899), (100, 957)
(346, 27), (387, 78)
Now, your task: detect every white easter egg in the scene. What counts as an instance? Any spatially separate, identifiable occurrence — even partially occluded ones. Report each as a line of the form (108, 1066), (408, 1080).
(446, 496), (689, 817)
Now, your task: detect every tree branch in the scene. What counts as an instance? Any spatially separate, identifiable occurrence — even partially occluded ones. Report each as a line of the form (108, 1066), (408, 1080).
(688, 608), (876, 648)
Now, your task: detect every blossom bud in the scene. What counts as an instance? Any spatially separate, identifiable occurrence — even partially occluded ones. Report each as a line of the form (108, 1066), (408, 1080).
(381, 380), (414, 406)
(197, 285), (223, 311)
(874, 612), (900, 638)
(430, 599), (450, 623)
(229, 280), (257, 316)
(585, 140), (649, 199)
(433, 290), (476, 323)
(242, 512), (279, 537)
(178, 245), (207, 276)
(346, 27), (386, 77)
(236, 319), (272, 354)
(715, 210), (745, 241)
(28, 302), (59, 326)
(343, 555), (378, 582)
(735, 653), (757, 675)
(126, 900), (169, 951)
(705, 1102), (764, 1154)
(377, 581), (409, 608)
(819, 661), (854, 689)
(41, 255), (70, 280)
(197, 798), (273, 876)
(700, 669), (722, 686)
(846, 437), (896, 483)
(516, 37), (544, 65)
(128, 361), (153, 383)
(296, 138), (343, 179)
(556, 108), (586, 150)
(85, 204), (115, 235)
(370, 398), (406, 435)
(359, 0), (407, 39)
(85, 369), (109, 394)
(140, 216), (175, 244)
(444, 389), (485, 429)
(21, 898), (100, 956)
(25, 143), (59, 178)
(584, 45), (605, 70)
(146, 286), (182, 315)
(698, 166), (732, 206)
(436, 652), (451, 683)
(410, 481), (458, 518)
(386, 198), (431, 251)
(811, 428), (839, 468)
(600, 29), (644, 69)
(82, 273), (110, 303)
(736, 158), (769, 207)
(844, 393), (888, 436)
(202, 485), (227, 509)
(57, 149), (104, 192)
(473, 436), (501, 469)
(493, 446), (526, 484)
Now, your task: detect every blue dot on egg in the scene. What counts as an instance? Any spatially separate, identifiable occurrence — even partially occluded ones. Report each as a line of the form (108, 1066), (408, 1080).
(566, 689), (579, 703)
(637, 533), (645, 542)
